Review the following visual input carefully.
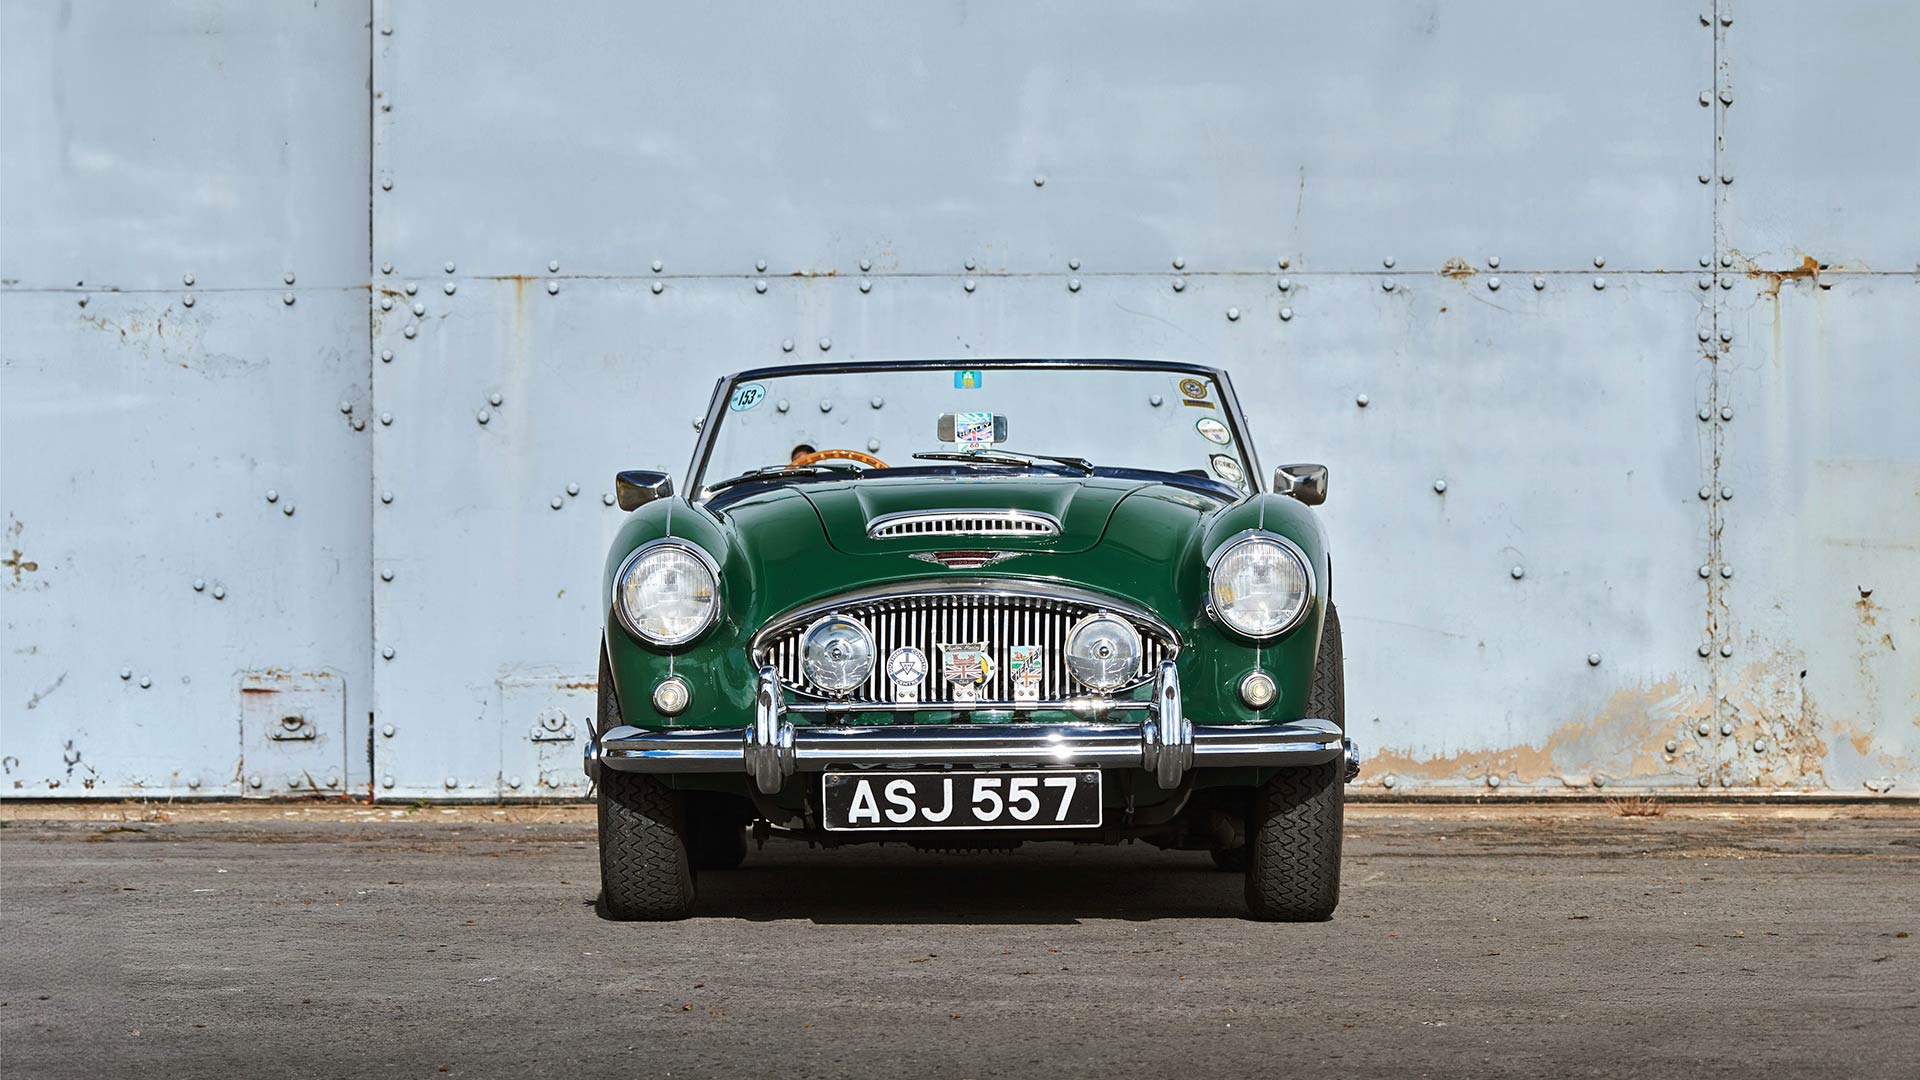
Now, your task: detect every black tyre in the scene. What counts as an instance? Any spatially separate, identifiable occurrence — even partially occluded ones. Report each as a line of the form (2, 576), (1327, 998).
(598, 770), (695, 920)
(1244, 603), (1345, 921)
(594, 641), (699, 917)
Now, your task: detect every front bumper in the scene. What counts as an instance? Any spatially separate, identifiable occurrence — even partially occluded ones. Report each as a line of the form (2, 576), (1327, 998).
(591, 661), (1352, 795)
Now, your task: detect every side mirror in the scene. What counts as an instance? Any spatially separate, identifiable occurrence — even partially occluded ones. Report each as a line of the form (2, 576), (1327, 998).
(1273, 464), (1328, 506)
(615, 470), (674, 511)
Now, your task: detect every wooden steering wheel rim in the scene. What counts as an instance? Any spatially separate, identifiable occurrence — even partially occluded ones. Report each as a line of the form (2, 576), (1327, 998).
(791, 448), (890, 469)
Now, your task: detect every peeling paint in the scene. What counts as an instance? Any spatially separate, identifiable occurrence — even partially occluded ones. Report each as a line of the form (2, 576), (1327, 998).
(1366, 676), (1711, 788)
(1746, 254), (1821, 299)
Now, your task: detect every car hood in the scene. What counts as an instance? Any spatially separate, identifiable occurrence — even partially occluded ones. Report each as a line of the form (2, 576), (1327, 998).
(691, 473), (1230, 621)
(794, 474), (1145, 556)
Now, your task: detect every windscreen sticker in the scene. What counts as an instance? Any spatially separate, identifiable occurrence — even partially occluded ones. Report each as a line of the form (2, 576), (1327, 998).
(954, 369), (985, 389)
(1182, 398), (1215, 409)
(1210, 453), (1245, 486)
(1178, 377), (1209, 400)
(1196, 417), (1231, 445)
(953, 411), (996, 450)
(728, 383), (766, 412)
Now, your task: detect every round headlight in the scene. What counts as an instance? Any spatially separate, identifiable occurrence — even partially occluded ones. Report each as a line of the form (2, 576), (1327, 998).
(801, 614), (874, 695)
(615, 543), (719, 646)
(1065, 612), (1142, 691)
(1209, 534), (1312, 639)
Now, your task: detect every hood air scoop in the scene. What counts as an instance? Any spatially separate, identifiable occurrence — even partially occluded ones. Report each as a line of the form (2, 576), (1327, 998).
(866, 509), (1062, 540)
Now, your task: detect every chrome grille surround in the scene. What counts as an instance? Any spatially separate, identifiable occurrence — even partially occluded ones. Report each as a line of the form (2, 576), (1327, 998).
(866, 509), (1062, 540)
(751, 581), (1177, 705)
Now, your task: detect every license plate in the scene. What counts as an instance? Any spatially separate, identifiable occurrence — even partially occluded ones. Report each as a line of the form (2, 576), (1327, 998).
(821, 770), (1102, 831)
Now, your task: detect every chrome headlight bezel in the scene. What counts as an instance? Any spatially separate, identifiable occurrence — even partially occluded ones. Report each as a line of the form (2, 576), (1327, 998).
(1205, 531), (1315, 641)
(799, 612), (876, 696)
(612, 539), (722, 648)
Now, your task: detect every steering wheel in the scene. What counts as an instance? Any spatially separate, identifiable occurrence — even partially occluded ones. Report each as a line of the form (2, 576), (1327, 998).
(791, 448), (890, 469)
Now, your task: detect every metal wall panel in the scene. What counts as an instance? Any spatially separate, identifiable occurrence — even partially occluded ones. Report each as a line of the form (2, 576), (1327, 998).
(1719, 2), (1920, 269)
(0, 0), (372, 289)
(5, 1), (1915, 798)
(0, 290), (373, 796)
(1711, 277), (1920, 794)
(371, 1), (1709, 276)
(0, 1), (372, 797)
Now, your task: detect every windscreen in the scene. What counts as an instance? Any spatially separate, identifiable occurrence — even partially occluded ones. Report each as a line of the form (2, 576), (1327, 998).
(695, 366), (1254, 493)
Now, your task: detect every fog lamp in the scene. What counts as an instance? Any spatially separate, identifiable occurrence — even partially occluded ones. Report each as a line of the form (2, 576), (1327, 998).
(801, 614), (875, 695)
(1065, 612), (1142, 691)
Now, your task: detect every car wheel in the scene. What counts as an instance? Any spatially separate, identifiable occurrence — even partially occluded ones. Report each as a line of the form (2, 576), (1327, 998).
(598, 770), (695, 920)
(1244, 602), (1344, 921)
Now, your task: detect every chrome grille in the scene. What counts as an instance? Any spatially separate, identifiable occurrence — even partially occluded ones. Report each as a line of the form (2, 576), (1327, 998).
(757, 589), (1174, 705)
(866, 509), (1061, 540)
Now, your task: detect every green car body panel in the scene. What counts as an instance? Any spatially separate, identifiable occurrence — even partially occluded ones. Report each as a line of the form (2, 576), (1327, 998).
(601, 472), (1331, 802)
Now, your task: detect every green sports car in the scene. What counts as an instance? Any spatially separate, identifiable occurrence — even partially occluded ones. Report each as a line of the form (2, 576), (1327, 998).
(587, 359), (1355, 920)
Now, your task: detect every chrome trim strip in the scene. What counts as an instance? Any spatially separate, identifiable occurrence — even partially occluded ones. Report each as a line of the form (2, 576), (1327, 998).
(598, 718), (1344, 785)
(865, 508), (1063, 540)
(782, 699), (1153, 715)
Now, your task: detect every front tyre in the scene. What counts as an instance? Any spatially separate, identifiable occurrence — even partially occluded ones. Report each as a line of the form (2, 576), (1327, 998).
(1244, 602), (1345, 921)
(1243, 760), (1343, 920)
(598, 771), (695, 920)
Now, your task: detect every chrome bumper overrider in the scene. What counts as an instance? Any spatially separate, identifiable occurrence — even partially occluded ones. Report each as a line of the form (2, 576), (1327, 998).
(590, 661), (1350, 795)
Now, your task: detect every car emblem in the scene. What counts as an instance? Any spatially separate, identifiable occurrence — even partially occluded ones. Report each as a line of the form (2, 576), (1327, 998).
(910, 550), (1028, 570)
(940, 643), (993, 706)
(886, 646), (928, 704)
(1008, 644), (1043, 704)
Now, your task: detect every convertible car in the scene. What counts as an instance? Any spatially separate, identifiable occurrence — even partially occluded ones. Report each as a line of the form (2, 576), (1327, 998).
(587, 359), (1355, 920)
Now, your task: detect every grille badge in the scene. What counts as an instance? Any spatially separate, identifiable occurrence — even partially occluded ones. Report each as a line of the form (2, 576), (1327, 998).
(910, 549), (1028, 569)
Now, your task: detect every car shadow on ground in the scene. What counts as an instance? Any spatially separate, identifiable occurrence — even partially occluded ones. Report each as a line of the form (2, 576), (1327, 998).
(592, 843), (1249, 924)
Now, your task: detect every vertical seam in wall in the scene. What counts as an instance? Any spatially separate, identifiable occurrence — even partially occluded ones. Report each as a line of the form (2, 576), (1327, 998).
(1708, 0), (1728, 775)
(365, 0), (379, 799)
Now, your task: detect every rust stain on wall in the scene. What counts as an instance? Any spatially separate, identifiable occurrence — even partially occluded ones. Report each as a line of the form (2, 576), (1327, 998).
(1748, 254), (1821, 299)
(1367, 676), (1710, 787)
(5, 517), (41, 588)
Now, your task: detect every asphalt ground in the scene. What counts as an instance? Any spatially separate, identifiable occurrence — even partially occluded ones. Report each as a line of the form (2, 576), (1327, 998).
(1, 801), (1915, 1079)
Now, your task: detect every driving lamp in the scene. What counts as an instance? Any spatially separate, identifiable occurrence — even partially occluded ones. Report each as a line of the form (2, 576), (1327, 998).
(1065, 612), (1142, 691)
(801, 614), (875, 694)
(615, 543), (720, 646)
(1209, 534), (1311, 639)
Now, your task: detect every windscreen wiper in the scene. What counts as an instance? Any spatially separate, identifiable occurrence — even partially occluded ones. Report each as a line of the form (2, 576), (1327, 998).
(702, 464), (840, 495)
(912, 449), (1095, 474)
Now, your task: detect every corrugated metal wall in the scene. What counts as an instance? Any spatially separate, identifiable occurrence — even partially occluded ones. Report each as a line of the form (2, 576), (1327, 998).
(3, 1), (1914, 799)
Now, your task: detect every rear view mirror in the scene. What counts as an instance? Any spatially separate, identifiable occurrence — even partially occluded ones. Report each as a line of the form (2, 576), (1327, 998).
(1273, 464), (1328, 506)
(615, 470), (674, 511)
